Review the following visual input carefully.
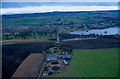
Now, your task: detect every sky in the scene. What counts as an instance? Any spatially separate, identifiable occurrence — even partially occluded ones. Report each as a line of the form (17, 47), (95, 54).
(2, 0), (120, 2)
(1, 1), (119, 15)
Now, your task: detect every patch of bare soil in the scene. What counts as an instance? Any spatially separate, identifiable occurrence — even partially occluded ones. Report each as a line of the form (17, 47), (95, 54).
(12, 53), (45, 77)
(60, 38), (119, 49)
(2, 39), (49, 45)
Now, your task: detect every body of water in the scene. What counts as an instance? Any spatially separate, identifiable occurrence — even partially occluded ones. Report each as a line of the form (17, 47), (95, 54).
(70, 28), (120, 35)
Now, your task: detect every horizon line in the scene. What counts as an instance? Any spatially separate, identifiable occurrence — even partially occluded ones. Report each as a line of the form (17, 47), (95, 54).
(2, 10), (119, 16)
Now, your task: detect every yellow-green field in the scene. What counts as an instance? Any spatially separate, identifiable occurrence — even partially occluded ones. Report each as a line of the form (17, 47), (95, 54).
(55, 48), (118, 77)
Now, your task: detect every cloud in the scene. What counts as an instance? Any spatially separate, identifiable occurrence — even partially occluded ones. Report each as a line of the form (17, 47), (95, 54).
(2, 0), (119, 2)
(1, 6), (118, 15)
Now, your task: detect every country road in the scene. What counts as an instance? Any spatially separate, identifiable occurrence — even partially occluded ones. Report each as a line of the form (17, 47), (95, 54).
(37, 60), (46, 79)
(62, 37), (97, 41)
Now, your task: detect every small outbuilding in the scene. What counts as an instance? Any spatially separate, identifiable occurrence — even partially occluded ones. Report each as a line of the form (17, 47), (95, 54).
(63, 60), (68, 65)
(59, 55), (63, 58)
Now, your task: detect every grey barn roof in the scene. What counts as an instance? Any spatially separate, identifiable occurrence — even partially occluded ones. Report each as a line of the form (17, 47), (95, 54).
(47, 56), (57, 61)
(63, 54), (71, 59)
(59, 54), (71, 59)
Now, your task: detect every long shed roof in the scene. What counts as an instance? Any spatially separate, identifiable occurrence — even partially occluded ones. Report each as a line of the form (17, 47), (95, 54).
(47, 56), (57, 61)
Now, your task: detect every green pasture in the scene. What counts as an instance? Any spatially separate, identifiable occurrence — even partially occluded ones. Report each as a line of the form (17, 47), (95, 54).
(55, 48), (118, 77)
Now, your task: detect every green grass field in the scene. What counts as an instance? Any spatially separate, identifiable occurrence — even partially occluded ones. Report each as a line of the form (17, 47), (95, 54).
(55, 48), (118, 77)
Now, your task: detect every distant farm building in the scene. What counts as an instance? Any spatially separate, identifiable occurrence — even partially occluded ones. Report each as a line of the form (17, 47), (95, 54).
(50, 49), (54, 53)
(59, 54), (71, 60)
(47, 56), (57, 62)
(63, 60), (68, 65)
(51, 61), (59, 64)
(51, 66), (61, 71)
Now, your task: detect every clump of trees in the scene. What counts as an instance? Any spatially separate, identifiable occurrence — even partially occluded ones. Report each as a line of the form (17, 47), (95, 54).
(2, 29), (59, 40)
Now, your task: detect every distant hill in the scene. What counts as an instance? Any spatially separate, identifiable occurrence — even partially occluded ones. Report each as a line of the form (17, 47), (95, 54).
(2, 10), (119, 17)
(2, 10), (119, 27)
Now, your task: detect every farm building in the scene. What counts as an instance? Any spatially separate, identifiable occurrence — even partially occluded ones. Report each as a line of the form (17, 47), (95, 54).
(59, 55), (63, 58)
(47, 56), (57, 61)
(63, 54), (71, 60)
(51, 61), (59, 64)
(59, 54), (71, 60)
(50, 49), (54, 53)
(51, 66), (61, 71)
(63, 60), (68, 65)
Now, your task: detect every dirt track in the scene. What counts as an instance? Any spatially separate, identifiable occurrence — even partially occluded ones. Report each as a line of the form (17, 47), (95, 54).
(12, 53), (45, 77)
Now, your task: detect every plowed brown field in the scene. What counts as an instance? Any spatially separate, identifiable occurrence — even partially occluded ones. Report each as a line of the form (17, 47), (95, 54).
(12, 53), (45, 77)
